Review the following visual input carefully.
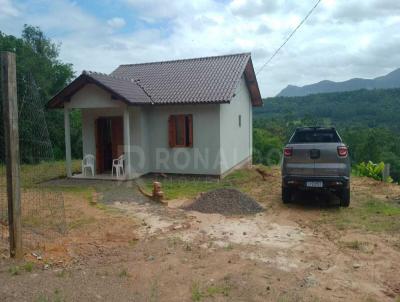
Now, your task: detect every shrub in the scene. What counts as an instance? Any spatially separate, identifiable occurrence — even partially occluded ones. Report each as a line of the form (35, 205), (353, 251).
(354, 161), (393, 183)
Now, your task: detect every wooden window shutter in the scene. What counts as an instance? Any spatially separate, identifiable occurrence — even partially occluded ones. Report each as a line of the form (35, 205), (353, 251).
(187, 115), (193, 147)
(168, 115), (176, 147)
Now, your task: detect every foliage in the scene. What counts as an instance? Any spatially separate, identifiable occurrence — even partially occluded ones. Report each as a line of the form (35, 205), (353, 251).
(254, 89), (400, 131)
(354, 161), (393, 182)
(253, 128), (284, 166)
(0, 25), (80, 163)
(252, 90), (400, 182)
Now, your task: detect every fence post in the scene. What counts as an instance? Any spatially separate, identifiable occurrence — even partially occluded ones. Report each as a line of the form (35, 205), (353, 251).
(1, 51), (23, 259)
(383, 163), (391, 182)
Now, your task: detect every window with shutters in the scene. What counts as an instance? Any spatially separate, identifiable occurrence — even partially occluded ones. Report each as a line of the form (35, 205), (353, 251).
(168, 114), (193, 147)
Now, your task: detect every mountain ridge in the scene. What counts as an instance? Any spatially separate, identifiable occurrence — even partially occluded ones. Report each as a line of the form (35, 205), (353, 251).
(277, 68), (400, 97)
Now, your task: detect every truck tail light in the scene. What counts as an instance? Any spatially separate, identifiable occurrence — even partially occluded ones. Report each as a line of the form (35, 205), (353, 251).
(337, 146), (348, 157)
(284, 147), (293, 157)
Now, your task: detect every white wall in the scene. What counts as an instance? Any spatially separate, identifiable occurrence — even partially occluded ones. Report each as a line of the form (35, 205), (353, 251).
(75, 80), (252, 177)
(145, 104), (221, 175)
(129, 107), (151, 176)
(219, 76), (252, 174)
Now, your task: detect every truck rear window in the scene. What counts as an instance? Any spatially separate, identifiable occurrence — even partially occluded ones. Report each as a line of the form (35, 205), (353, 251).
(290, 129), (341, 143)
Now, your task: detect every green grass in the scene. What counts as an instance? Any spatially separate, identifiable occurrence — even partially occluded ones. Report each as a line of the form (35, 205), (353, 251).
(0, 160), (81, 193)
(191, 281), (231, 301)
(8, 262), (35, 276)
(118, 268), (129, 278)
(144, 168), (257, 200)
(95, 203), (125, 215)
(223, 243), (234, 251)
(322, 198), (400, 233)
(223, 168), (255, 182)
(53, 185), (94, 197)
(8, 265), (21, 276)
(68, 216), (96, 229)
(34, 289), (64, 302)
(205, 285), (230, 297)
(34, 295), (49, 302)
(56, 269), (67, 278)
(19, 160), (80, 187)
(146, 179), (230, 200)
(191, 283), (203, 302)
(22, 262), (34, 272)
(149, 279), (159, 302)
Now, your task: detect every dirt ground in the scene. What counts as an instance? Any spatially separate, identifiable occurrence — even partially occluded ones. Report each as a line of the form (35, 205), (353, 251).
(0, 167), (400, 302)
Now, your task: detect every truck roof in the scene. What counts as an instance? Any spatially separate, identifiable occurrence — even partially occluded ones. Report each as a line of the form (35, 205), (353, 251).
(295, 127), (336, 131)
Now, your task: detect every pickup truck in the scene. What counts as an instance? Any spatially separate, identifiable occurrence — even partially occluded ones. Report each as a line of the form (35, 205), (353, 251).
(281, 127), (351, 207)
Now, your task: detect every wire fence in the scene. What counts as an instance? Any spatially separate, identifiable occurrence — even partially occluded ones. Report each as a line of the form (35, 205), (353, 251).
(0, 72), (67, 256)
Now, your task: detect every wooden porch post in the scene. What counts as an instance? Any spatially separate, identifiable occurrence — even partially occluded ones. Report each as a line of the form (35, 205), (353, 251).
(64, 107), (72, 177)
(123, 108), (131, 178)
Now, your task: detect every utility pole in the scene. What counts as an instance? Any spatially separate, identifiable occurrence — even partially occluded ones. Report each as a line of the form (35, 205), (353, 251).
(1, 51), (22, 258)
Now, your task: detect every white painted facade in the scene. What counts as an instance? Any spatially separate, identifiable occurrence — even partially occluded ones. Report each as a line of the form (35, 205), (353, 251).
(64, 78), (253, 179)
(219, 76), (253, 174)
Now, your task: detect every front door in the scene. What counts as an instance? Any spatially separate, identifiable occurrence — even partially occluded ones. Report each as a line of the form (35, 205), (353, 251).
(95, 116), (124, 174)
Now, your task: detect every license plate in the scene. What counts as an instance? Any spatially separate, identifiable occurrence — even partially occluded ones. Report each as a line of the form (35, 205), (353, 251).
(306, 181), (323, 188)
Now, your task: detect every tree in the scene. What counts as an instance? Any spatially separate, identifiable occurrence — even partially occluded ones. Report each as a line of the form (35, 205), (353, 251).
(0, 25), (80, 162)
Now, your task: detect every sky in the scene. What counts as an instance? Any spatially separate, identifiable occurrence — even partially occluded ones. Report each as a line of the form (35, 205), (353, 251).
(0, 0), (399, 97)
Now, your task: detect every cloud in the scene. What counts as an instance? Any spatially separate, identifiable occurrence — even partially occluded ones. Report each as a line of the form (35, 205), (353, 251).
(331, 0), (400, 22)
(0, 0), (19, 17)
(107, 17), (126, 29)
(0, 0), (399, 96)
(123, 0), (217, 21)
(229, 0), (281, 17)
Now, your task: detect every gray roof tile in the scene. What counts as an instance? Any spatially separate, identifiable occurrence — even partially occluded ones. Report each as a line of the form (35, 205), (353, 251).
(110, 53), (251, 105)
(47, 53), (262, 108)
(83, 71), (153, 104)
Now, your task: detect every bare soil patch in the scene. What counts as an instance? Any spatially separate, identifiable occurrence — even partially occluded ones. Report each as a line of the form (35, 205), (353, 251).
(1, 167), (400, 301)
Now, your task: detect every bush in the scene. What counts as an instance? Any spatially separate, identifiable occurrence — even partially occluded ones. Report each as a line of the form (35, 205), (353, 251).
(252, 128), (284, 166)
(354, 161), (393, 183)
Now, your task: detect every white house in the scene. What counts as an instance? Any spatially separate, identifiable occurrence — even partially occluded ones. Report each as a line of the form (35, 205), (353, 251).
(47, 53), (263, 179)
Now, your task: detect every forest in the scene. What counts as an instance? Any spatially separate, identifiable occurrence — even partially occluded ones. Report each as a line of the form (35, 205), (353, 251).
(1, 26), (399, 181)
(253, 91), (400, 182)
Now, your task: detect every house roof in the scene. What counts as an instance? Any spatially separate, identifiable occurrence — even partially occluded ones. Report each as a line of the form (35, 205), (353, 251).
(47, 53), (263, 108)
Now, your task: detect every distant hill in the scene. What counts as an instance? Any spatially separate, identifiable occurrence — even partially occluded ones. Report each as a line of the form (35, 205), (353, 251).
(277, 68), (400, 97)
(255, 88), (400, 131)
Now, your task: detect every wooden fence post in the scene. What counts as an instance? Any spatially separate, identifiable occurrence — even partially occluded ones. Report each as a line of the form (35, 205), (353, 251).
(1, 51), (23, 259)
(383, 163), (391, 182)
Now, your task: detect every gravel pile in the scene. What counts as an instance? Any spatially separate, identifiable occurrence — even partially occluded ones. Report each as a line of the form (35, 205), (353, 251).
(183, 188), (264, 216)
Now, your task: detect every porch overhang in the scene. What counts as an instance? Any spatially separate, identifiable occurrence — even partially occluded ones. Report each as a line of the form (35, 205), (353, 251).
(46, 71), (153, 109)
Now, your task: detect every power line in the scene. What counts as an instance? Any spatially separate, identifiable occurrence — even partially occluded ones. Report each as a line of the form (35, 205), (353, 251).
(256, 0), (323, 75)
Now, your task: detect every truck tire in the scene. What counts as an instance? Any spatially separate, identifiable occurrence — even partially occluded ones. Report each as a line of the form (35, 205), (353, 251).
(282, 187), (292, 204)
(340, 188), (350, 207)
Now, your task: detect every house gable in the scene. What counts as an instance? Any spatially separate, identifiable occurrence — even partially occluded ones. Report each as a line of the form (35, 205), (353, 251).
(67, 84), (125, 109)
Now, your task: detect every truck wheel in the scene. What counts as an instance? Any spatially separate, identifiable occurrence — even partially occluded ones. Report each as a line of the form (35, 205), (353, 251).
(282, 187), (292, 204)
(340, 188), (350, 207)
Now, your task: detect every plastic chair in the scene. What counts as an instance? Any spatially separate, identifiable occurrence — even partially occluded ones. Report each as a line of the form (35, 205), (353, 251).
(82, 154), (95, 176)
(112, 154), (125, 178)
